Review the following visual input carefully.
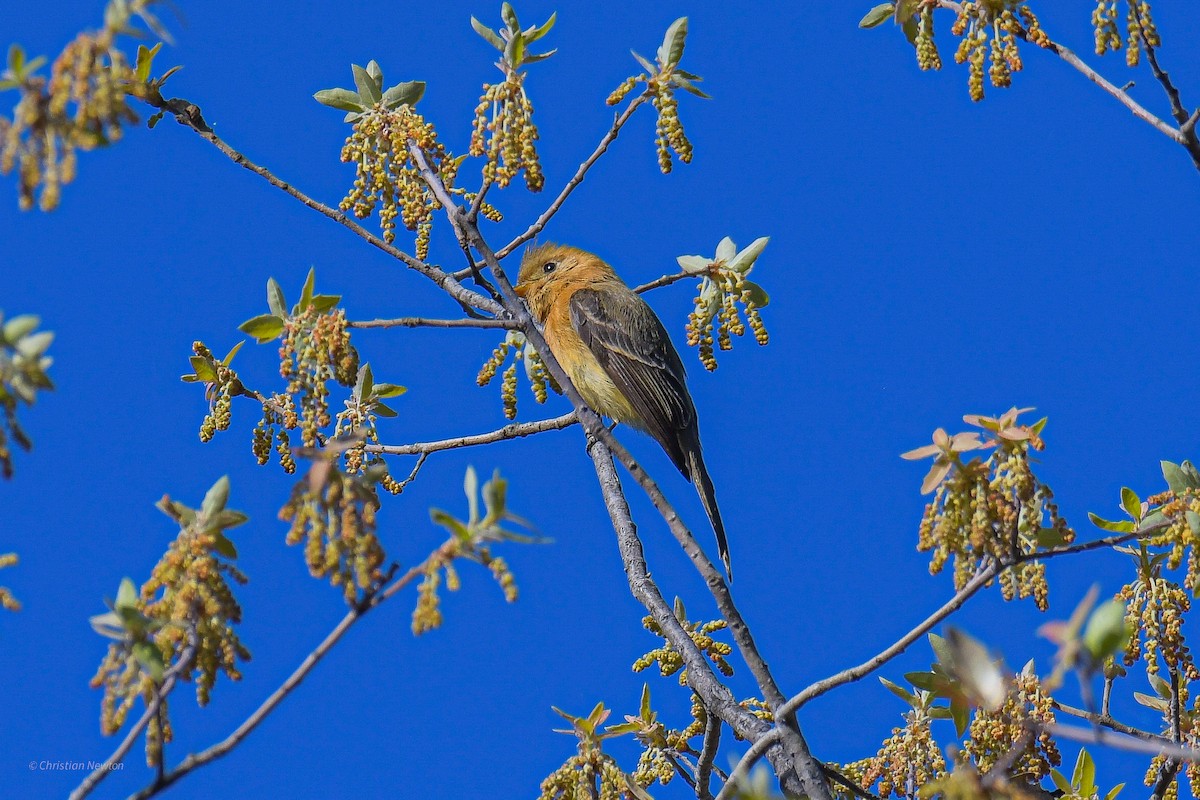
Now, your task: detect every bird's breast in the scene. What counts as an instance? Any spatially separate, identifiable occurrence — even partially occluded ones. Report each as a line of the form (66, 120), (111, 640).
(544, 297), (641, 427)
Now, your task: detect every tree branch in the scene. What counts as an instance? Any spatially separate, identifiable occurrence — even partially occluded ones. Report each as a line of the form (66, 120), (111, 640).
(696, 713), (722, 800)
(139, 92), (503, 316)
(495, 92), (651, 259)
(69, 632), (198, 800)
(125, 541), (454, 800)
(348, 316), (515, 330)
(634, 270), (697, 294)
(365, 412), (578, 457)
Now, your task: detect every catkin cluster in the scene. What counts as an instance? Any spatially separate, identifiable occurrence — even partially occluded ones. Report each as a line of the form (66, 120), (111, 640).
(412, 538), (518, 635)
(0, 553), (19, 611)
(1, 27), (140, 211)
(608, 73), (692, 174)
(470, 70), (544, 191)
(633, 601), (733, 685)
(279, 465), (386, 604)
(278, 307), (358, 449)
(1119, 574), (1199, 681)
(945, 2), (1050, 102)
(92, 488), (249, 767)
(857, 710), (947, 798)
(961, 671), (1059, 780)
(912, 413), (1072, 611)
(686, 270), (769, 372)
(1093, 0), (1160, 65)
(477, 330), (556, 419)
(338, 105), (452, 259)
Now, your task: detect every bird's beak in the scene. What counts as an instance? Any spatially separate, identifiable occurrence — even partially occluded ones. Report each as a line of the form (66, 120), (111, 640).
(513, 283), (528, 299)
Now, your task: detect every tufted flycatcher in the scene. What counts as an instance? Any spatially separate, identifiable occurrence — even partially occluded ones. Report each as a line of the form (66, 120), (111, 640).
(513, 243), (732, 579)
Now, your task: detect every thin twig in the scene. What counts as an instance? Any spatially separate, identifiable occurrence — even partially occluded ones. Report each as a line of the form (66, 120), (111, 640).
(496, 93), (651, 259)
(634, 270), (697, 294)
(365, 412), (578, 457)
(391, 452), (428, 493)
(822, 765), (882, 800)
(1044, 722), (1200, 763)
(1051, 700), (1161, 743)
(126, 542), (454, 800)
(70, 632), (199, 800)
(696, 714), (722, 800)
(140, 92), (503, 316)
(1133, 11), (1200, 171)
(348, 316), (515, 330)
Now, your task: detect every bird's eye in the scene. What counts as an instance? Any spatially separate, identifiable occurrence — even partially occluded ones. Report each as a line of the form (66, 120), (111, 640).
(542, 261), (557, 273)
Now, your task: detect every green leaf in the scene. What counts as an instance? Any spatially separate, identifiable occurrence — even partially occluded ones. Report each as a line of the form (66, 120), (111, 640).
(1050, 770), (1074, 796)
(267, 277), (287, 318)
(3, 314), (40, 342)
(464, 466), (479, 524)
(1149, 671), (1172, 699)
(188, 356), (216, 382)
(238, 314), (285, 343)
(1072, 748), (1095, 793)
(630, 49), (657, 75)
(1182, 460), (1200, 489)
(1121, 486), (1141, 521)
(211, 531), (238, 559)
(639, 683), (652, 718)
(202, 475), (230, 517)
(504, 31), (525, 68)
(16, 331), (53, 357)
(902, 15), (920, 46)
(222, 341), (245, 366)
(134, 42), (161, 82)
(351, 63), (381, 105)
(1083, 600), (1130, 662)
(879, 676), (916, 705)
(115, 577), (139, 612)
(366, 60), (383, 86)
(859, 2), (897, 28)
(430, 509), (471, 540)
(676, 255), (711, 274)
(1187, 510), (1200, 537)
(944, 627), (1005, 711)
(904, 671), (937, 691)
(8, 44), (24, 73)
(1162, 460), (1188, 494)
(521, 49), (557, 65)
(1106, 784), (1126, 800)
(1088, 512), (1135, 533)
(724, 237), (772, 275)
(525, 12), (556, 43)
(210, 509), (248, 530)
(313, 88), (366, 112)
(133, 641), (165, 682)
(895, 0), (920, 23)
(299, 267), (316, 311)
(501, 2), (520, 34)
(1133, 690), (1169, 711)
(1037, 526), (1070, 548)
(658, 17), (688, 69)
(928, 632), (952, 666)
(89, 611), (126, 640)
(471, 16), (506, 51)
(372, 402), (397, 418)
(382, 80), (425, 109)
(355, 363), (374, 401)
(741, 280), (770, 308)
(371, 382), (407, 399)
(483, 470), (508, 522)
(308, 294), (342, 313)
(950, 699), (969, 737)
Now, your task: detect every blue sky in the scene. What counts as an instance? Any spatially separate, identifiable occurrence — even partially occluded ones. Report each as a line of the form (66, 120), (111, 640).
(3, 1), (1200, 797)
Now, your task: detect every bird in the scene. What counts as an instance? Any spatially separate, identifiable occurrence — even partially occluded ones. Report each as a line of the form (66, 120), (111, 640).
(513, 242), (731, 579)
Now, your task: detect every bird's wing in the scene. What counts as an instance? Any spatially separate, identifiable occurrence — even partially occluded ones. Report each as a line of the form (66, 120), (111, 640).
(569, 286), (695, 473)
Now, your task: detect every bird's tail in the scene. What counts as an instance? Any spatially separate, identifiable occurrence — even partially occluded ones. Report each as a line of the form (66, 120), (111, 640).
(687, 447), (731, 581)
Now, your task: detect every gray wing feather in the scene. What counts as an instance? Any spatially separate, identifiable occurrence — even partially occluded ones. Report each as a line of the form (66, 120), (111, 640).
(569, 287), (695, 474)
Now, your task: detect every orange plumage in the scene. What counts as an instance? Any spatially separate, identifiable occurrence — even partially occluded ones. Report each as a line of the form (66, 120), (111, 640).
(514, 243), (732, 579)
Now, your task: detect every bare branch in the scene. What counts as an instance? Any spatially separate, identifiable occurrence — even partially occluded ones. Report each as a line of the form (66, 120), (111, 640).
(365, 412), (578, 457)
(70, 631), (198, 800)
(696, 713), (722, 800)
(1133, 13), (1200, 171)
(1043, 722), (1200, 763)
(139, 92), (503, 316)
(634, 270), (696, 294)
(1052, 700), (1163, 743)
(496, 93), (651, 259)
(126, 542), (453, 800)
(348, 316), (515, 330)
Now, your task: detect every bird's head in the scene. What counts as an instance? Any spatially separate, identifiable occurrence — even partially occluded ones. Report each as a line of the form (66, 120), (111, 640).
(514, 243), (618, 320)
